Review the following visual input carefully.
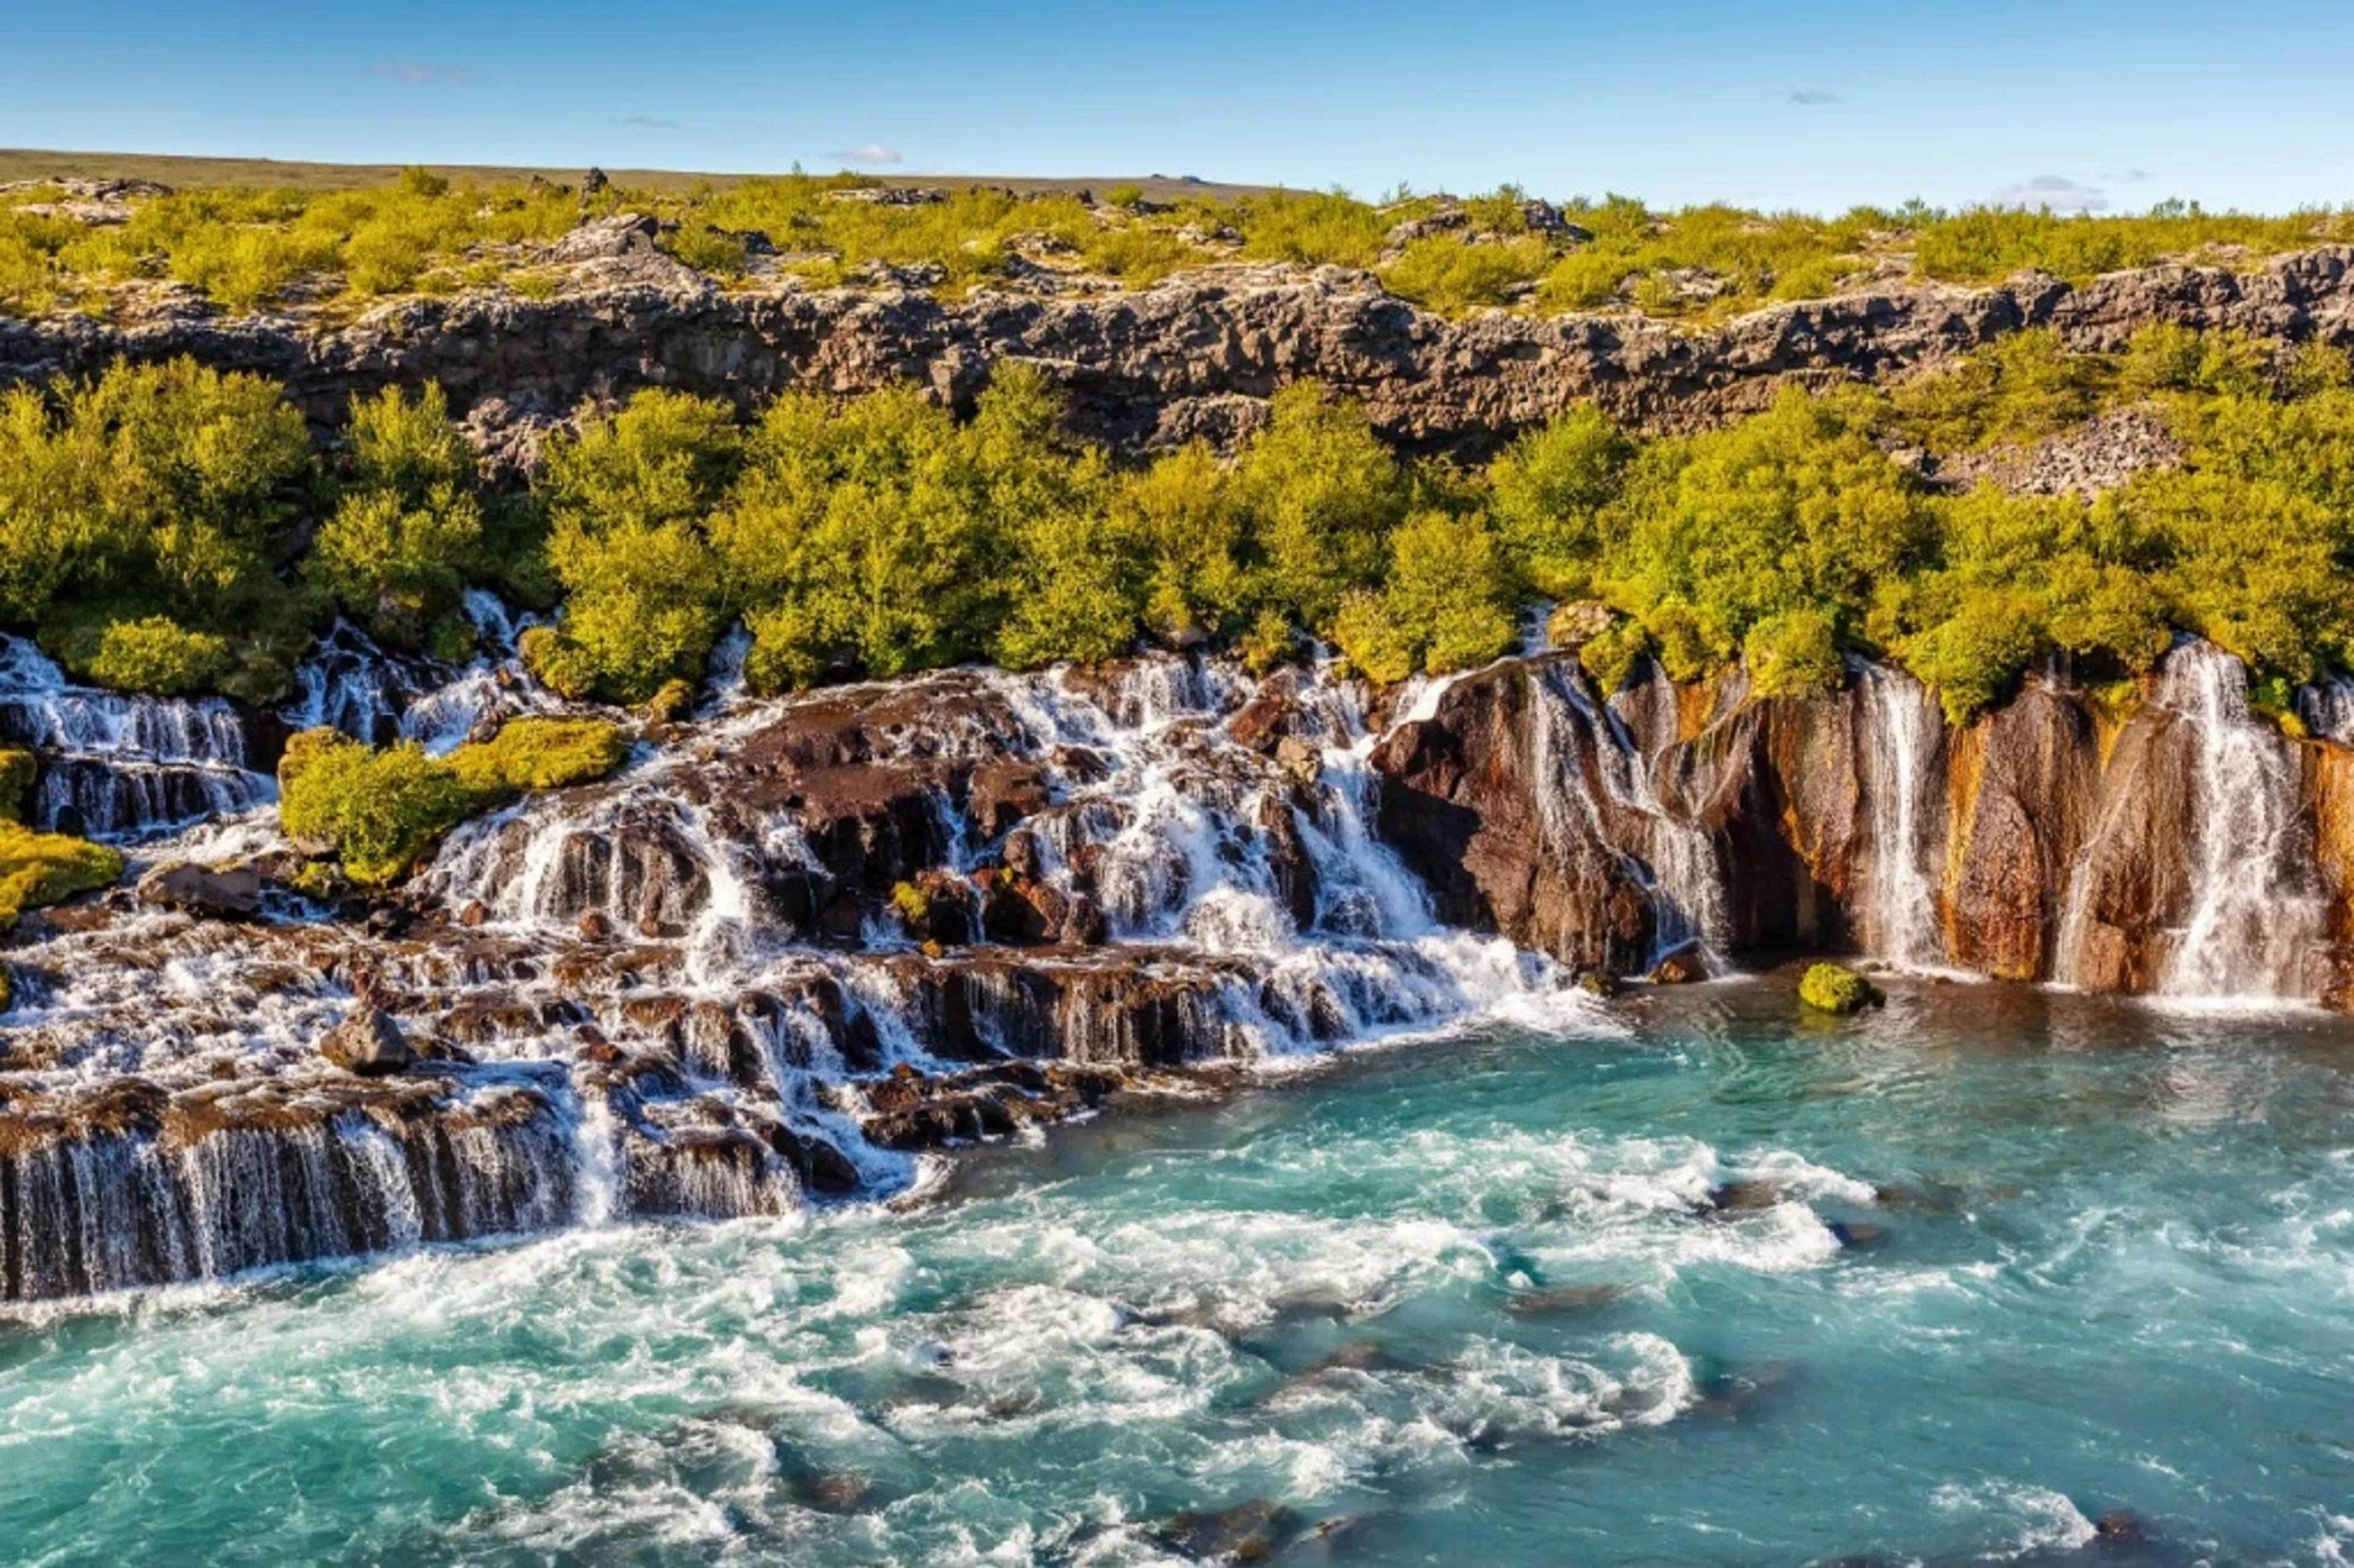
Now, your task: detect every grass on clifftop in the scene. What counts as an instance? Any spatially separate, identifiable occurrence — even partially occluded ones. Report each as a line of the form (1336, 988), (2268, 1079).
(4, 156), (2350, 322)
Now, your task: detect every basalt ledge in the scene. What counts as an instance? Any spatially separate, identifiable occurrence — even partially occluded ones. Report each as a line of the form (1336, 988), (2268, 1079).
(4, 248), (2353, 460)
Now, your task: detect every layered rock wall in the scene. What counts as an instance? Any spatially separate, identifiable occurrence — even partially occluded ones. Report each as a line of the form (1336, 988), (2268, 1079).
(6, 249), (2353, 457)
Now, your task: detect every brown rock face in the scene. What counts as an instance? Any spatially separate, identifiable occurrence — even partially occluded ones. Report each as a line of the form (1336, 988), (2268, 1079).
(136, 859), (265, 919)
(1371, 660), (1653, 973)
(1943, 688), (2103, 980)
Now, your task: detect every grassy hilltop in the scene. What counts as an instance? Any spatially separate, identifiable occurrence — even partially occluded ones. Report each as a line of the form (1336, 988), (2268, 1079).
(2, 150), (2350, 321)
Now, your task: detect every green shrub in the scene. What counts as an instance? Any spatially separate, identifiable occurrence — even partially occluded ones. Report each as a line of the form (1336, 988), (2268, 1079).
(665, 223), (751, 277)
(280, 717), (628, 885)
(1124, 441), (1251, 644)
(1488, 405), (1634, 598)
(1743, 607), (1843, 698)
(1798, 961), (1882, 1013)
(1885, 329), (2110, 451)
(0, 821), (123, 931)
(1335, 509), (1517, 680)
(1906, 591), (2047, 724)
(1579, 618), (1651, 692)
(313, 384), (486, 649)
(278, 730), (475, 885)
(1382, 235), (1550, 313)
(1230, 383), (1411, 629)
(1599, 388), (1932, 675)
(536, 389), (742, 701)
(0, 748), (32, 822)
(59, 614), (234, 695)
(0, 358), (311, 688)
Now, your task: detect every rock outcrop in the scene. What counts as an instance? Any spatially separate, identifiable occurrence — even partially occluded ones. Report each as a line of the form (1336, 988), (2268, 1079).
(6, 249), (2352, 460)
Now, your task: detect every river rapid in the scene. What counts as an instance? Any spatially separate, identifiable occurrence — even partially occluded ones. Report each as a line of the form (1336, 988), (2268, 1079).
(5, 980), (2351, 1567)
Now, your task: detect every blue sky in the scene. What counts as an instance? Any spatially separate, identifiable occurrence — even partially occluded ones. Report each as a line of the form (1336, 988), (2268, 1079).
(4, 0), (2350, 213)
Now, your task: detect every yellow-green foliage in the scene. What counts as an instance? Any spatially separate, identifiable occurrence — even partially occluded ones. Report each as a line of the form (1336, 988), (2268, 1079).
(311, 384), (486, 650)
(14, 172), (2353, 327)
(278, 729), (474, 884)
(56, 614), (234, 695)
(1598, 388), (1934, 661)
(280, 717), (628, 885)
(1799, 961), (1883, 1013)
(1382, 235), (1551, 313)
(0, 358), (311, 696)
(1743, 607), (1843, 698)
(1886, 329), (2112, 451)
(1910, 201), (2341, 284)
(0, 820), (124, 931)
(1489, 405), (1634, 598)
(50, 177), (577, 308)
(1333, 510), (1517, 682)
(446, 717), (631, 794)
(527, 389), (744, 702)
(0, 747), (32, 821)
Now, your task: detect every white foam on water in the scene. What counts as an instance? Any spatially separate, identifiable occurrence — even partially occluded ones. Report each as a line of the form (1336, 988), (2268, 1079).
(1928, 1480), (2097, 1558)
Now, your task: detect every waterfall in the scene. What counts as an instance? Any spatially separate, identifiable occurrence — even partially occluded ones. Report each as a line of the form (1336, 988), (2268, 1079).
(2300, 677), (2354, 745)
(284, 602), (556, 757)
(2155, 644), (2329, 1003)
(0, 1105), (579, 1303)
(1856, 664), (1948, 970)
(0, 634), (273, 840)
(1529, 663), (1728, 971)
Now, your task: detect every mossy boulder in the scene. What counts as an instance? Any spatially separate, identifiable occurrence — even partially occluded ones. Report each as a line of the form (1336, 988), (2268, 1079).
(447, 717), (632, 794)
(0, 821), (125, 932)
(1799, 962), (1884, 1014)
(280, 717), (631, 886)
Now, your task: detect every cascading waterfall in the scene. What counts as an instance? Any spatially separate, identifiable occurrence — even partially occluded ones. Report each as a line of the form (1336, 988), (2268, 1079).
(0, 634), (273, 840)
(2155, 643), (2330, 1002)
(284, 595), (556, 756)
(21, 616), (2344, 1305)
(1856, 663), (1949, 971)
(1531, 661), (1730, 970)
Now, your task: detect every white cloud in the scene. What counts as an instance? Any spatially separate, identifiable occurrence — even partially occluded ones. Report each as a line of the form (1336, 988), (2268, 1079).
(618, 115), (679, 129)
(1786, 89), (1840, 106)
(1991, 174), (2109, 213)
(370, 61), (471, 86)
(831, 143), (903, 167)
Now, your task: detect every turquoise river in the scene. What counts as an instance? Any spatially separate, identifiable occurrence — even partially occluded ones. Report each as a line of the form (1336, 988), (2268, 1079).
(4, 978), (2352, 1566)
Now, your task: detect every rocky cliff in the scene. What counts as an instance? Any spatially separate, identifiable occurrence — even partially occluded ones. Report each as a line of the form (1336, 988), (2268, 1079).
(7, 620), (2353, 1301)
(6, 246), (2353, 459)
(1372, 643), (2354, 1005)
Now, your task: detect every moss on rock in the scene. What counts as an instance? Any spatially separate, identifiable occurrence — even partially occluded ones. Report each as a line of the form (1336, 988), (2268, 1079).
(1799, 961), (1884, 1014)
(0, 821), (124, 931)
(279, 717), (630, 886)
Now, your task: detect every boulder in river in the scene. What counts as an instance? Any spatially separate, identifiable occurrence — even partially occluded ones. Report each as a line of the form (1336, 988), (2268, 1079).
(320, 1007), (416, 1076)
(136, 859), (264, 919)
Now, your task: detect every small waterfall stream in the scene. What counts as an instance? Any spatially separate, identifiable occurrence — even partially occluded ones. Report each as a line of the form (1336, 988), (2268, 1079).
(1531, 661), (1729, 971)
(2154, 644), (2329, 1003)
(1856, 664), (1948, 971)
(0, 636), (274, 841)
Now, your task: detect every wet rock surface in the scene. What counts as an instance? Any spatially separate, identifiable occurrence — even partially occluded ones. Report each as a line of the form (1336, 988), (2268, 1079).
(6, 622), (2352, 1302)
